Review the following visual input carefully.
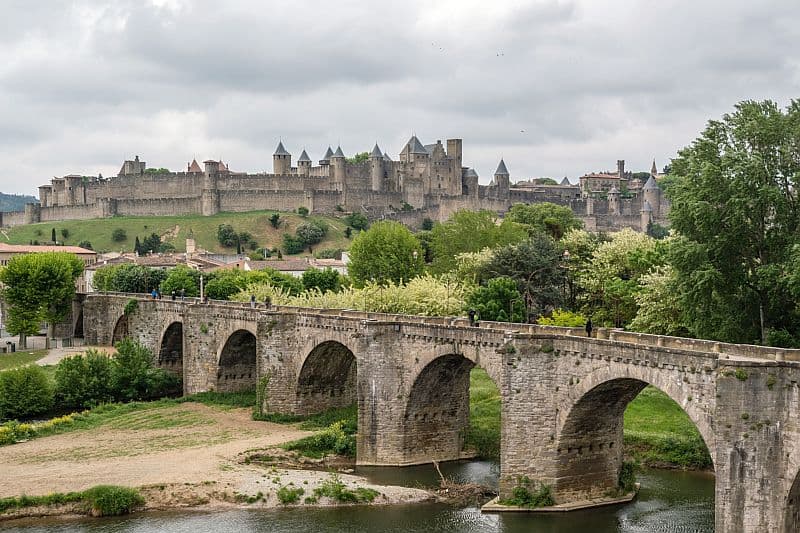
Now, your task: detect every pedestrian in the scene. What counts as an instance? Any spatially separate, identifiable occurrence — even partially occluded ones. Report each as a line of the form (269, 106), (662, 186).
(157, 289), (162, 299)
(204, 294), (209, 305)
(585, 317), (593, 338)
(468, 309), (477, 327)
(171, 290), (176, 301)
(180, 288), (185, 302)
(151, 288), (157, 299)
(264, 296), (271, 309)
(250, 294), (256, 309)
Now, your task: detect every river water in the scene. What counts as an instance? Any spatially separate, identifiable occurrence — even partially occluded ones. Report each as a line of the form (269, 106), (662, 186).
(1, 462), (714, 533)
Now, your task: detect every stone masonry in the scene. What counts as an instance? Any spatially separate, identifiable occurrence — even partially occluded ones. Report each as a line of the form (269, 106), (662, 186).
(83, 294), (800, 532)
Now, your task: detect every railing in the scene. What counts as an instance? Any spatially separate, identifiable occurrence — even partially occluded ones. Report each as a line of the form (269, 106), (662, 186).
(87, 292), (800, 363)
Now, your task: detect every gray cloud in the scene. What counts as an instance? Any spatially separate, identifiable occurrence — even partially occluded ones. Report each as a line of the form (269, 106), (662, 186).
(0, 0), (799, 194)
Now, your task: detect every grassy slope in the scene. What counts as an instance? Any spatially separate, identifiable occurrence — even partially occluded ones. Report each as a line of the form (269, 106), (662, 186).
(0, 350), (47, 371)
(2, 211), (350, 255)
(466, 368), (712, 469)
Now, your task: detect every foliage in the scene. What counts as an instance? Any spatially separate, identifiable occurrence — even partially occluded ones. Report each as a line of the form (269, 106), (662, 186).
(282, 233), (306, 255)
(110, 339), (181, 402)
(0, 415), (75, 445)
(466, 277), (525, 323)
(0, 251), (84, 345)
(618, 461), (637, 493)
(283, 420), (356, 458)
(314, 248), (342, 259)
(313, 473), (379, 503)
(295, 221), (326, 247)
(139, 232), (165, 254)
(269, 213), (281, 229)
(347, 221), (424, 286)
(344, 211), (369, 231)
(668, 100), (800, 344)
(453, 248), (494, 286)
(92, 264), (168, 293)
(54, 350), (114, 410)
(112, 228), (127, 242)
(77, 240), (93, 250)
(276, 486), (304, 504)
(123, 299), (138, 315)
(537, 309), (587, 327)
(499, 477), (554, 508)
(421, 217), (434, 231)
(429, 210), (527, 273)
(61, 228), (69, 239)
(0, 365), (53, 421)
(485, 234), (566, 319)
(301, 268), (342, 294)
(628, 266), (689, 336)
(465, 368), (501, 459)
(0, 485), (143, 516)
(507, 202), (583, 240)
(217, 224), (238, 247)
(297, 206), (309, 217)
(159, 265), (200, 297)
(346, 152), (369, 164)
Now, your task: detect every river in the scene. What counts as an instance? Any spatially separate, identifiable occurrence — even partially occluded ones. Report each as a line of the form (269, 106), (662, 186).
(1, 462), (714, 532)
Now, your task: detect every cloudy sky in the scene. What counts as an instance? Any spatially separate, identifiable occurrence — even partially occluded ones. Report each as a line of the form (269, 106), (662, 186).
(1, 0), (798, 195)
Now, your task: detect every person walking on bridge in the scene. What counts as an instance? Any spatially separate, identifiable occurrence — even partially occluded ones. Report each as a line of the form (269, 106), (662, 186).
(585, 317), (593, 338)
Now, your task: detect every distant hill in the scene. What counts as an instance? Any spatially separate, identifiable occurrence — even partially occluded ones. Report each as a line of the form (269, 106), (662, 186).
(0, 192), (38, 212)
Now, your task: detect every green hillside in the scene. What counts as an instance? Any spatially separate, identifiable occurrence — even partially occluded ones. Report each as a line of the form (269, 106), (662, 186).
(0, 193), (37, 212)
(1, 211), (351, 255)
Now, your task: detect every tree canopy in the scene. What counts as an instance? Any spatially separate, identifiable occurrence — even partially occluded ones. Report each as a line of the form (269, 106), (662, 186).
(348, 220), (424, 286)
(507, 202), (583, 240)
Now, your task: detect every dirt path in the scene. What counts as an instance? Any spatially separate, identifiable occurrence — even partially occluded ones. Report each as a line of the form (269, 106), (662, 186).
(0, 403), (311, 498)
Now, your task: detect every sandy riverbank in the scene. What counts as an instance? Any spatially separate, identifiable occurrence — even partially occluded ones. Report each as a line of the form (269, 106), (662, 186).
(0, 403), (434, 521)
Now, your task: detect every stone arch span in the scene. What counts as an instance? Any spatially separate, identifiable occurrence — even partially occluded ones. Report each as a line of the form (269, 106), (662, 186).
(158, 322), (183, 375)
(111, 314), (128, 345)
(785, 471), (800, 531)
(217, 329), (257, 392)
(401, 353), (478, 465)
(554, 376), (714, 502)
(295, 340), (357, 415)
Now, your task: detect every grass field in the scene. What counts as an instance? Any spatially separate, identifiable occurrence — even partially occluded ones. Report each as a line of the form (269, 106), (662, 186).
(2, 210), (351, 254)
(0, 350), (47, 371)
(465, 368), (712, 469)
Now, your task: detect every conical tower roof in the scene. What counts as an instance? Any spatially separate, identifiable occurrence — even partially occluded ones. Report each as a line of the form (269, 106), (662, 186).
(560, 177), (570, 186)
(494, 158), (509, 176)
(274, 141), (290, 156)
(405, 135), (427, 154)
(321, 147), (334, 162)
(383, 152), (392, 162)
(332, 146), (345, 158)
(298, 149), (311, 162)
(651, 159), (658, 176)
(643, 175), (659, 190)
(465, 168), (479, 178)
(370, 143), (383, 158)
(188, 159), (202, 173)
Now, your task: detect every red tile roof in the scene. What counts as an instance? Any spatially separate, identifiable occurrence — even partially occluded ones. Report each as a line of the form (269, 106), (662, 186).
(0, 243), (95, 255)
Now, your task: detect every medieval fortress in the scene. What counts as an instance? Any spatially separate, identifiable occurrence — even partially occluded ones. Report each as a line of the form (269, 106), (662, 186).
(0, 136), (667, 231)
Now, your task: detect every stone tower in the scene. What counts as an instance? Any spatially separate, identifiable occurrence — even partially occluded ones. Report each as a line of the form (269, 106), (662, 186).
(640, 200), (653, 232)
(273, 141), (291, 175)
(331, 146), (346, 187)
(494, 159), (510, 199)
(617, 159), (625, 179)
(201, 160), (220, 216)
(608, 185), (621, 215)
(463, 168), (479, 198)
(319, 147), (333, 167)
(369, 143), (384, 192)
(297, 149), (311, 177)
(642, 175), (661, 217)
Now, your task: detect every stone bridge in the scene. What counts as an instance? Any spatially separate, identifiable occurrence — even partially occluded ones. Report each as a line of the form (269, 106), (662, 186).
(83, 293), (800, 533)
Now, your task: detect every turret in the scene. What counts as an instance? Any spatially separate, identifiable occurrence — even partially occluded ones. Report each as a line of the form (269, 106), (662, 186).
(642, 175), (661, 217)
(463, 168), (479, 197)
(651, 159), (658, 177)
(273, 141), (291, 174)
(608, 185), (620, 215)
(494, 158), (510, 198)
(447, 139), (462, 170)
(617, 159), (625, 179)
(319, 147), (333, 166)
(640, 200), (653, 232)
(369, 143), (383, 191)
(297, 149), (312, 177)
(331, 145), (346, 185)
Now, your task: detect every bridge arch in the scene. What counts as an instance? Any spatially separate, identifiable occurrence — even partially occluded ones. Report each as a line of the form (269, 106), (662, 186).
(217, 329), (257, 392)
(401, 352), (484, 464)
(554, 372), (714, 501)
(295, 340), (357, 415)
(111, 314), (128, 344)
(785, 470), (800, 531)
(158, 322), (183, 375)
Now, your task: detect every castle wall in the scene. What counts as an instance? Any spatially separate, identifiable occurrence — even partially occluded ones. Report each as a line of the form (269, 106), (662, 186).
(0, 211), (25, 227)
(114, 197), (201, 217)
(39, 204), (103, 222)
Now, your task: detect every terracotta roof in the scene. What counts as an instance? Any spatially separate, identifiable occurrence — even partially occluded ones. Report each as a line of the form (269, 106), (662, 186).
(581, 173), (619, 179)
(188, 159), (203, 173)
(255, 259), (311, 272)
(0, 243), (95, 255)
(135, 255), (179, 267)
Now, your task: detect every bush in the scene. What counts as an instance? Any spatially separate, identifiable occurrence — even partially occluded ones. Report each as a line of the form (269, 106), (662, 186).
(296, 222), (325, 246)
(111, 339), (181, 402)
(282, 233), (306, 255)
(0, 366), (53, 421)
(60, 228), (69, 239)
(217, 224), (238, 247)
(421, 217), (434, 231)
(78, 240), (93, 250)
(537, 309), (587, 327)
(112, 229), (127, 242)
(499, 477), (554, 508)
(297, 206), (309, 217)
(54, 350), (114, 410)
(301, 268), (342, 294)
(80, 485), (145, 516)
(618, 461), (637, 493)
(276, 486), (304, 505)
(269, 213), (281, 229)
(283, 420), (356, 458)
(313, 473), (378, 503)
(344, 212), (369, 231)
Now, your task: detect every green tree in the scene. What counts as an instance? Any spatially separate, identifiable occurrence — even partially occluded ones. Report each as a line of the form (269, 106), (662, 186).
(296, 222), (325, 247)
(51, 228), (56, 243)
(77, 240), (93, 250)
(297, 206), (309, 217)
(112, 228), (127, 242)
(429, 210), (527, 273)
(140, 233), (162, 254)
(54, 350), (114, 409)
(282, 233), (306, 255)
(91, 264), (167, 294)
(668, 100), (800, 343)
(302, 268), (342, 294)
(111, 339), (180, 402)
(269, 213), (281, 229)
(348, 221), (424, 286)
(0, 366), (53, 420)
(160, 265), (200, 297)
(485, 234), (566, 320)
(61, 228), (69, 239)
(466, 277), (525, 323)
(507, 202), (583, 240)
(0, 252), (83, 348)
(217, 224), (238, 247)
(346, 152), (369, 164)
(344, 212), (369, 231)
(628, 265), (690, 336)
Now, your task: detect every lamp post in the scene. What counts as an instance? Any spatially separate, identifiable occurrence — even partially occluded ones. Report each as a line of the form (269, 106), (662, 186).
(200, 274), (204, 302)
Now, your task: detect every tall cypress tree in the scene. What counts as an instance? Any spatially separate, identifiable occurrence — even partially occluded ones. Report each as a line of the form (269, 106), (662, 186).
(134, 236), (141, 255)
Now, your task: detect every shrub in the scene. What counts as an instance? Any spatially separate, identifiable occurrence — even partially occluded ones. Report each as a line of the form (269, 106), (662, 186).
(60, 228), (69, 239)
(54, 350), (114, 410)
(282, 233), (306, 255)
(217, 224), (238, 247)
(296, 222), (325, 246)
(618, 461), (637, 493)
(313, 473), (378, 503)
(81, 485), (144, 516)
(269, 213), (281, 229)
(297, 206), (309, 217)
(499, 477), (554, 508)
(78, 240), (93, 250)
(111, 339), (181, 402)
(537, 309), (587, 327)
(344, 212), (369, 231)
(284, 420), (356, 458)
(0, 366), (54, 421)
(276, 486), (304, 504)
(421, 217), (434, 231)
(112, 228), (127, 242)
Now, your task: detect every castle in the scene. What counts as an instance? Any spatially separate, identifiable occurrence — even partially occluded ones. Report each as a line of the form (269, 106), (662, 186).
(0, 136), (667, 232)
